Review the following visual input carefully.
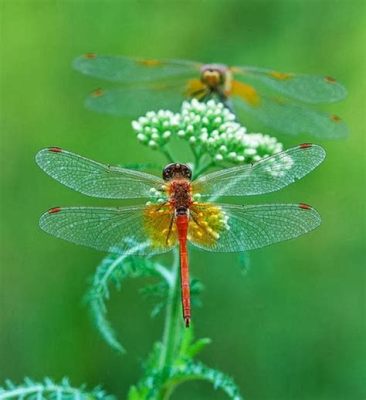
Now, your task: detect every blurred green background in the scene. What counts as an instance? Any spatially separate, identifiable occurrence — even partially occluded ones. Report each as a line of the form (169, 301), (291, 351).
(1, 1), (365, 399)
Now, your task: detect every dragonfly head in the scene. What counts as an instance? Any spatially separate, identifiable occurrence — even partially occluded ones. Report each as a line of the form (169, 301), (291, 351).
(163, 163), (192, 181)
(200, 64), (228, 88)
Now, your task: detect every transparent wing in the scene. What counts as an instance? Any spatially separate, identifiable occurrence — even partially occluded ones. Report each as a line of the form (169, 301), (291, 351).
(233, 66), (347, 103)
(189, 203), (321, 252)
(40, 205), (177, 255)
(193, 144), (325, 198)
(73, 54), (200, 83)
(85, 83), (188, 117)
(36, 147), (163, 199)
(231, 87), (347, 139)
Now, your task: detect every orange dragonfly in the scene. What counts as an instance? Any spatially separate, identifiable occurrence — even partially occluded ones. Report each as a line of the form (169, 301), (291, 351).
(36, 144), (325, 327)
(73, 54), (347, 139)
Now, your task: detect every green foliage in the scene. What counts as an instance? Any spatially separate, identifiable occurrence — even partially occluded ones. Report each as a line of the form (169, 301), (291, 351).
(3, 67), (249, 400)
(0, 378), (113, 400)
(140, 277), (204, 319)
(79, 104), (247, 395)
(168, 361), (243, 400)
(127, 327), (243, 400)
(86, 253), (171, 353)
(87, 248), (205, 354)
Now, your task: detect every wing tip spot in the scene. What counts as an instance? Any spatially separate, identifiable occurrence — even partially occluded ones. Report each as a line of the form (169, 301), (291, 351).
(324, 76), (337, 84)
(299, 143), (313, 149)
(48, 207), (62, 214)
(48, 147), (63, 153)
(330, 114), (342, 123)
(91, 88), (104, 97)
(84, 52), (96, 59)
(299, 203), (312, 210)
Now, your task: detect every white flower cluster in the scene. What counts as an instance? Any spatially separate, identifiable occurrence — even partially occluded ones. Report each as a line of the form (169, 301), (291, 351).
(220, 210), (230, 232)
(132, 110), (179, 149)
(178, 99), (236, 145)
(131, 99), (285, 165)
(145, 187), (168, 205)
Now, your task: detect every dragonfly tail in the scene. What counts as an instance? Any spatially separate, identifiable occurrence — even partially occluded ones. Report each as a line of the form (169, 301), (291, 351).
(176, 214), (191, 328)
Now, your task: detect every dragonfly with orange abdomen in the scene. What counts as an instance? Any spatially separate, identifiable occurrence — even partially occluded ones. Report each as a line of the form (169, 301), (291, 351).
(36, 143), (325, 327)
(73, 54), (347, 139)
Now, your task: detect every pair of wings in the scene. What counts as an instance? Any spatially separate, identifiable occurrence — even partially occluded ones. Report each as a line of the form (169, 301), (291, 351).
(36, 144), (325, 255)
(72, 55), (347, 138)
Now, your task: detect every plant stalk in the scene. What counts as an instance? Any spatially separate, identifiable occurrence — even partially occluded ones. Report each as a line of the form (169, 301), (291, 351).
(159, 249), (182, 370)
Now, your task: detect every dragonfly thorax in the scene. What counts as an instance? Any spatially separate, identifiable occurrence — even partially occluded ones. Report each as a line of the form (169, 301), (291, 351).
(168, 179), (192, 215)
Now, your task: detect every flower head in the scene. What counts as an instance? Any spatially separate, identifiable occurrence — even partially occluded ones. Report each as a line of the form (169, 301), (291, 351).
(132, 110), (179, 149)
(132, 99), (285, 167)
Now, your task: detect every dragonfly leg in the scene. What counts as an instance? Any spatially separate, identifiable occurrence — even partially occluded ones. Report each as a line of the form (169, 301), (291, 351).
(165, 212), (175, 245)
(190, 210), (217, 240)
(156, 201), (168, 212)
(221, 96), (236, 115)
(191, 88), (209, 100)
(200, 89), (214, 102)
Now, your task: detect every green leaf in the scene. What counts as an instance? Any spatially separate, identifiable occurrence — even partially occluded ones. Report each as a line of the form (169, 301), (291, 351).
(139, 281), (169, 318)
(190, 278), (204, 307)
(127, 385), (150, 400)
(168, 361), (244, 400)
(127, 386), (140, 400)
(140, 277), (204, 319)
(0, 378), (114, 400)
(129, 325), (240, 400)
(186, 337), (212, 358)
(86, 253), (171, 353)
(177, 325), (211, 362)
(175, 323), (194, 363)
(143, 341), (164, 372)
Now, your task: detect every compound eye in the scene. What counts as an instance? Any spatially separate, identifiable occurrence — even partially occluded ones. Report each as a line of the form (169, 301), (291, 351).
(184, 166), (192, 179)
(162, 165), (173, 180)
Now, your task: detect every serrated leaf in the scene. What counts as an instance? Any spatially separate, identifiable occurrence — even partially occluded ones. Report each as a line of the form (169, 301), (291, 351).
(0, 378), (114, 400)
(178, 322), (194, 357)
(176, 325), (211, 361)
(186, 337), (211, 358)
(139, 277), (204, 319)
(168, 361), (243, 400)
(86, 253), (171, 353)
(149, 301), (165, 319)
(127, 386), (142, 400)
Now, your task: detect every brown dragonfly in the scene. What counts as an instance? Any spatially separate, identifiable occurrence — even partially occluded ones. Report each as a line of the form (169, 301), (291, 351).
(73, 54), (347, 138)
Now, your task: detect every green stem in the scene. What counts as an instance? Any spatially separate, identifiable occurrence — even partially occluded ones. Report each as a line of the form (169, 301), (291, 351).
(159, 249), (181, 370)
(193, 160), (214, 179)
(190, 143), (200, 167)
(162, 147), (175, 163)
(157, 249), (184, 400)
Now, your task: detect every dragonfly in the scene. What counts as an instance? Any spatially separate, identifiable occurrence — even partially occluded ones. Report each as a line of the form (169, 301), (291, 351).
(36, 143), (325, 327)
(73, 54), (347, 139)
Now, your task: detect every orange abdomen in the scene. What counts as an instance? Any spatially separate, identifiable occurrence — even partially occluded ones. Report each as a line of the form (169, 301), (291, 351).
(176, 214), (191, 327)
